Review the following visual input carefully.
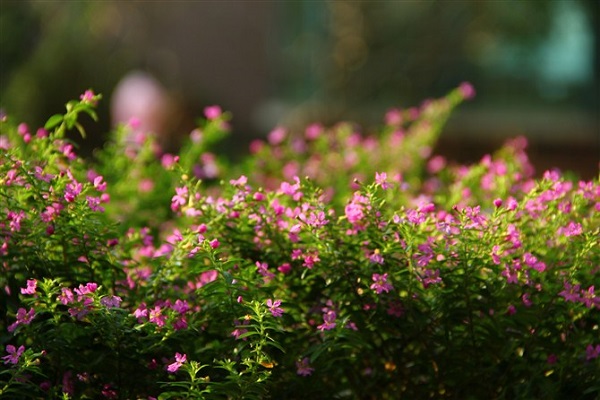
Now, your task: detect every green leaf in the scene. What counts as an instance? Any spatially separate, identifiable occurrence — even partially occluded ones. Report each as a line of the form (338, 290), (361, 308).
(44, 114), (64, 130)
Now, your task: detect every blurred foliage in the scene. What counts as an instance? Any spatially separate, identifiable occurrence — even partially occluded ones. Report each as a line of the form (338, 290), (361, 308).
(0, 0), (597, 147)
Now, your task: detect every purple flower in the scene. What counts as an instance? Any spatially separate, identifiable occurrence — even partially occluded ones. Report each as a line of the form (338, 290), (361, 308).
(317, 310), (337, 331)
(586, 344), (600, 361)
(8, 307), (35, 332)
(523, 252), (546, 273)
(296, 357), (314, 376)
(204, 105), (222, 120)
(80, 89), (98, 105)
(20, 279), (37, 295)
(171, 186), (188, 212)
(2, 345), (25, 365)
(100, 295), (122, 308)
(64, 181), (83, 202)
(167, 352), (187, 373)
(559, 282), (581, 303)
(171, 299), (190, 314)
(149, 306), (166, 327)
(267, 299), (284, 317)
(458, 81), (476, 99)
(375, 172), (391, 190)
(370, 273), (393, 294)
(58, 287), (75, 305)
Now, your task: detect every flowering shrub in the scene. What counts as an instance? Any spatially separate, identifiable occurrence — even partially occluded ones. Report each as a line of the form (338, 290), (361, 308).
(1, 85), (599, 399)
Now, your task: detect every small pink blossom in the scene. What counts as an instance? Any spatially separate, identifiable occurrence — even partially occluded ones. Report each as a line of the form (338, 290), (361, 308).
(167, 352), (187, 373)
(458, 82), (476, 99)
(586, 344), (600, 360)
(20, 279), (37, 295)
(370, 273), (393, 294)
(100, 295), (122, 308)
(375, 172), (391, 190)
(317, 310), (337, 331)
(384, 108), (402, 126)
(80, 89), (98, 105)
(204, 105), (222, 120)
(268, 126), (286, 145)
(2, 345), (25, 365)
(8, 307), (35, 332)
(296, 357), (314, 376)
(266, 299), (284, 317)
(305, 123), (323, 140)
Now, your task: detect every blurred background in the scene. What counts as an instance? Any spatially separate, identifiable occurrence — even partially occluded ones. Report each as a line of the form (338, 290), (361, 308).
(1, 0), (598, 178)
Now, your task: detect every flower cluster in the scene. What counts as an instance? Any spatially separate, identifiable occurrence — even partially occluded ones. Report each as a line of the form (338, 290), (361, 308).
(1, 86), (598, 399)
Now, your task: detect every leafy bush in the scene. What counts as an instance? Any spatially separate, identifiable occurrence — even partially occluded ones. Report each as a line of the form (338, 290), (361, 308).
(1, 86), (598, 399)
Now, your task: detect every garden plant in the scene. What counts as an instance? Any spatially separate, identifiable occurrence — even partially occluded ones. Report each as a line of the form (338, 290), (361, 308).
(1, 85), (599, 399)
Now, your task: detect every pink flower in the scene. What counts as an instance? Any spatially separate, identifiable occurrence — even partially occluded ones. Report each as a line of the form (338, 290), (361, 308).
(375, 172), (391, 190)
(278, 263), (292, 274)
(80, 89), (98, 105)
(100, 295), (122, 308)
(586, 344), (600, 361)
(267, 299), (284, 317)
(204, 105), (222, 120)
(458, 82), (476, 99)
(229, 175), (248, 186)
(296, 357), (314, 376)
(305, 123), (323, 140)
(58, 288), (75, 305)
(161, 153), (179, 168)
(268, 126), (286, 145)
(167, 352), (187, 373)
(370, 273), (393, 294)
(317, 310), (337, 331)
(149, 306), (167, 327)
(384, 108), (402, 126)
(523, 252), (546, 273)
(2, 345), (25, 365)
(558, 281), (581, 303)
(20, 279), (37, 295)
(427, 156), (446, 174)
(558, 221), (583, 237)
(171, 186), (188, 211)
(8, 307), (35, 332)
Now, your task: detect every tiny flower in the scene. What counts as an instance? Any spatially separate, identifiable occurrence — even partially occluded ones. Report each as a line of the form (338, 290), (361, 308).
(277, 263), (292, 274)
(2, 345), (25, 365)
(370, 273), (393, 294)
(58, 288), (75, 305)
(458, 81), (476, 99)
(384, 108), (402, 126)
(100, 295), (122, 308)
(229, 175), (248, 186)
(80, 89), (98, 105)
(161, 153), (179, 168)
(209, 239), (220, 249)
(317, 310), (337, 331)
(375, 172), (391, 190)
(171, 299), (190, 314)
(149, 306), (166, 327)
(266, 299), (284, 317)
(585, 344), (600, 361)
(20, 279), (37, 295)
(167, 352), (187, 373)
(268, 126), (286, 145)
(204, 105), (222, 120)
(8, 307), (35, 332)
(305, 123), (323, 140)
(296, 357), (315, 376)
